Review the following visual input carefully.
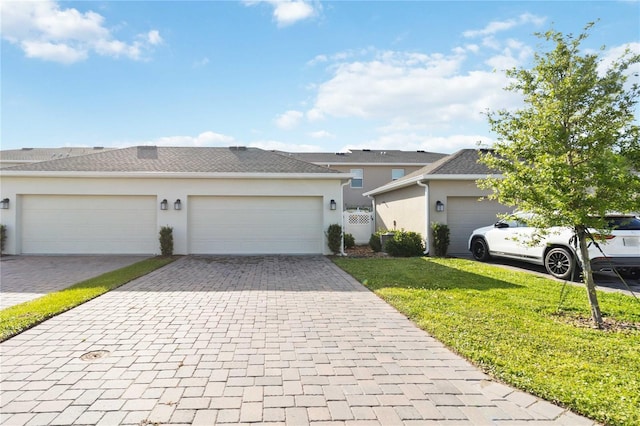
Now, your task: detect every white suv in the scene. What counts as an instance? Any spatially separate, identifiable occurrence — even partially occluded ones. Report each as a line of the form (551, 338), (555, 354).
(468, 213), (640, 280)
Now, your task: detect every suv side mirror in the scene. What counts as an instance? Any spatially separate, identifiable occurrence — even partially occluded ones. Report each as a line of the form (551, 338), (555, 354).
(495, 221), (509, 229)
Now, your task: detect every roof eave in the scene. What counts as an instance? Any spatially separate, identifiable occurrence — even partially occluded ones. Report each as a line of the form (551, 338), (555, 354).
(0, 171), (354, 180)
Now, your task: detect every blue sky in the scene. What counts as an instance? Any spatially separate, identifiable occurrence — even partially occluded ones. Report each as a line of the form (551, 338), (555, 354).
(2, 1), (639, 154)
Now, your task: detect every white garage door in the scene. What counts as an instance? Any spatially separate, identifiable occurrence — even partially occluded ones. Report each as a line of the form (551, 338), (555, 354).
(447, 197), (510, 254)
(21, 195), (157, 254)
(189, 196), (323, 254)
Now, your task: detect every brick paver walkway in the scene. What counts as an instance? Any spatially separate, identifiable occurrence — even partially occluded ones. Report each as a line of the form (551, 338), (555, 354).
(0, 256), (150, 309)
(0, 256), (595, 425)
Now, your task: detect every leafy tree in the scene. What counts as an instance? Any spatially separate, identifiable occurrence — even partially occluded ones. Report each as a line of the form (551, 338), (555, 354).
(479, 23), (640, 328)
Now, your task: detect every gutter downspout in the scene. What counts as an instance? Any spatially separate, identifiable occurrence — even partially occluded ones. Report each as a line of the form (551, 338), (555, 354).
(340, 180), (351, 256)
(416, 180), (430, 255)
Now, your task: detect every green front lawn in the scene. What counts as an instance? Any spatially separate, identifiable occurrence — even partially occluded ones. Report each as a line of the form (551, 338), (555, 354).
(333, 257), (640, 426)
(0, 256), (176, 342)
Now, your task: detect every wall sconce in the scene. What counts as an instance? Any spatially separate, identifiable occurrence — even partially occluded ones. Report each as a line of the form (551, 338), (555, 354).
(0, 198), (9, 209)
(160, 199), (168, 210)
(174, 199), (182, 210)
(435, 200), (445, 212)
(330, 199), (337, 210)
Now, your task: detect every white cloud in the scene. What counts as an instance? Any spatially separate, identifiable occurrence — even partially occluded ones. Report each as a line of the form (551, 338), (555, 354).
(307, 49), (521, 128)
(485, 39), (533, 71)
(308, 130), (334, 139)
(597, 42), (640, 78)
(244, 0), (319, 27)
(463, 13), (546, 38)
(0, 0), (161, 63)
(145, 131), (236, 147)
(275, 110), (304, 129)
(147, 30), (162, 45)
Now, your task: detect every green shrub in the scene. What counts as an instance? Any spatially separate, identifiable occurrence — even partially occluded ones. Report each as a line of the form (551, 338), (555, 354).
(159, 226), (174, 256)
(384, 230), (424, 257)
(326, 224), (342, 254)
(0, 225), (6, 256)
(431, 222), (450, 257)
(344, 233), (356, 249)
(369, 233), (382, 252)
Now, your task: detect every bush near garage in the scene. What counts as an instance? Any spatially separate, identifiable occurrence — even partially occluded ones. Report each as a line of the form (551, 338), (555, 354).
(159, 226), (174, 256)
(384, 230), (425, 257)
(326, 224), (342, 254)
(431, 222), (450, 257)
(0, 224), (6, 256)
(344, 233), (356, 249)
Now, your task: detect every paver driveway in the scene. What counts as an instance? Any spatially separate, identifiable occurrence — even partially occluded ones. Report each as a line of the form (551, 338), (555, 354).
(0, 256), (594, 425)
(0, 256), (150, 309)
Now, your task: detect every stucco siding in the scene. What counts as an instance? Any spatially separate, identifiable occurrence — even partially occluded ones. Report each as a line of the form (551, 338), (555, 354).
(329, 165), (423, 209)
(374, 184), (426, 236)
(0, 176), (344, 255)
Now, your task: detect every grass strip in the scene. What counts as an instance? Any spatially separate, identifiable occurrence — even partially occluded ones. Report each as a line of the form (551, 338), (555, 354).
(333, 257), (640, 426)
(0, 256), (176, 342)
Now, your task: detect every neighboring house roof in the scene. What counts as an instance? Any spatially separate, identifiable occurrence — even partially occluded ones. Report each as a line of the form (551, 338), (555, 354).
(0, 147), (113, 164)
(364, 149), (500, 196)
(276, 149), (447, 165)
(2, 146), (344, 175)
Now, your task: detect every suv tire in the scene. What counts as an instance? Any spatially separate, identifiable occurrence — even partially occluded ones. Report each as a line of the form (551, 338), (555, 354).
(544, 247), (575, 280)
(471, 238), (491, 262)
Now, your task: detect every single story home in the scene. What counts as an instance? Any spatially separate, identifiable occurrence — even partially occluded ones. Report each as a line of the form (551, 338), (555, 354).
(0, 146), (351, 256)
(364, 149), (511, 254)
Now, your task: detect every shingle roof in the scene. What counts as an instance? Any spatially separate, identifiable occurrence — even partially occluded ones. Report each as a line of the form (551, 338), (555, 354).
(276, 149), (447, 164)
(3, 146), (342, 174)
(0, 147), (113, 162)
(365, 149), (499, 196)
(421, 148), (497, 176)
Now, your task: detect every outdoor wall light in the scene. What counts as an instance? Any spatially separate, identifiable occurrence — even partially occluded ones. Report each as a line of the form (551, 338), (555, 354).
(330, 199), (337, 210)
(174, 199), (182, 210)
(160, 199), (168, 210)
(435, 200), (445, 212)
(0, 198), (9, 209)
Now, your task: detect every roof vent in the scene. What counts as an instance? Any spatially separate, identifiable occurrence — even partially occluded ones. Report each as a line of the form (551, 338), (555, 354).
(229, 146), (247, 151)
(137, 146), (158, 159)
(362, 149), (371, 152)
(93, 146), (104, 150)
(335, 152), (345, 156)
(417, 150), (425, 153)
(21, 148), (33, 151)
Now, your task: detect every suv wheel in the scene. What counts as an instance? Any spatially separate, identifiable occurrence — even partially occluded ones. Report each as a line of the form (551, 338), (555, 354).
(471, 238), (491, 261)
(544, 247), (574, 280)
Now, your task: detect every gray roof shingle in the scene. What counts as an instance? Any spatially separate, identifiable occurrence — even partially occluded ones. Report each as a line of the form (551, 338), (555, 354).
(365, 149), (499, 195)
(3, 146), (342, 174)
(0, 147), (113, 162)
(276, 149), (447, 164)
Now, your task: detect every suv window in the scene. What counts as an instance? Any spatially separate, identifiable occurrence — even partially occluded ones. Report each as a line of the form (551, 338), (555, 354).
(606, 216), (640, 230)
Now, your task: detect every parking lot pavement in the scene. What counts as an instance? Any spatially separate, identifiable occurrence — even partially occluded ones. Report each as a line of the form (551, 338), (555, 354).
(0, 255), (595, 425)
(0, 255), (150, 309)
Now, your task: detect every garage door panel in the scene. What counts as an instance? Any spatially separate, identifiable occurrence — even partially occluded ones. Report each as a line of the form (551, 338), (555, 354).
(21, 195), (157, 254)
(447, 197), (510, 254)
(189, 196), (323, 254)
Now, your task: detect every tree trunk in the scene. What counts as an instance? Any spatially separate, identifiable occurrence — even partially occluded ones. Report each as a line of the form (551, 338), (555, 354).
(576, 226), (603, 329)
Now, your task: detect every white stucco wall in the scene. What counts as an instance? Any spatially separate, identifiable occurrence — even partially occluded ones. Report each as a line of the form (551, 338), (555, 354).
(0, 174), (346, 255)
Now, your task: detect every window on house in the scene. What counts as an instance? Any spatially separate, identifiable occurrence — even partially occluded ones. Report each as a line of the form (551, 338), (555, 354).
(350, 169), (363, 188)
(392, 168), (405, 180)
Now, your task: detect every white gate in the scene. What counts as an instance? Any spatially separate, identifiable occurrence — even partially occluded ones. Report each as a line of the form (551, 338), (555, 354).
(344, 210), (374, 245)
